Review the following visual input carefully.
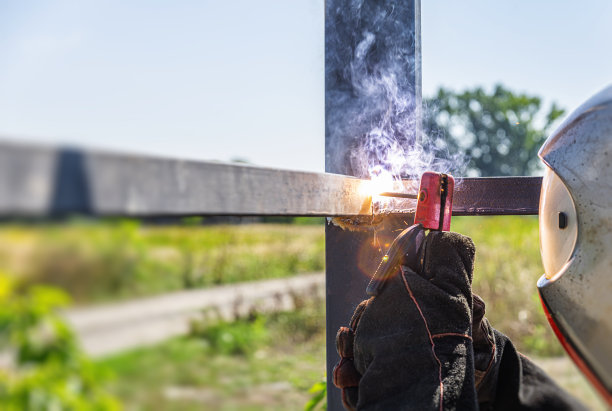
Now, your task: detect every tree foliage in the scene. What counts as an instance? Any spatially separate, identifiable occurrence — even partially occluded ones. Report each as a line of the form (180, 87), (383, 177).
(425, 84), (565, 176)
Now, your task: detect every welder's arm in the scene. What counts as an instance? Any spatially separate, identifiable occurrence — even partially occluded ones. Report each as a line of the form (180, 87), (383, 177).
(333, 231), (479, 410)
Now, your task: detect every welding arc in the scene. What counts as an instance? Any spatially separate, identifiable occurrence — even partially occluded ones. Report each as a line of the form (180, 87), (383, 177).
(378, 192), (418, 199)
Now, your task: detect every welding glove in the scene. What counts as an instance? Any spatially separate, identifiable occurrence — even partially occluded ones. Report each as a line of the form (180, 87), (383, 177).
(333, 232), (587, 411)
(333, 230), (479, 410)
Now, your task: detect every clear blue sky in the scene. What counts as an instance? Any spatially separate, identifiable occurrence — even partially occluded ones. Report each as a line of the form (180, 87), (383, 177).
(1, 1), (610, 172)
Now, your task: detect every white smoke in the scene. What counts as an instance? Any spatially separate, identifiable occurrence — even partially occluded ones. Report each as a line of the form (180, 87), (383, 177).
(326, 1), (468, 201)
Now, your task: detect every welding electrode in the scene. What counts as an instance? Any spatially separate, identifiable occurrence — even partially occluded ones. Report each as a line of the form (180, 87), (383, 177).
(378, 192), (418, 199)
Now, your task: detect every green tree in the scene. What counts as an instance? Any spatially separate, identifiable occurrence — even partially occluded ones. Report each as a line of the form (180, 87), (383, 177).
(425, 84), (565, 176)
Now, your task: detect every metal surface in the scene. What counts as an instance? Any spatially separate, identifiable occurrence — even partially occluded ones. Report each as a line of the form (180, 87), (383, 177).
(378, 176), (542, 216)
(0, 141), (542, 218)
(537, 86), (612, 399)
(452, 176), (541, 215)
(0, 141), (371, 218)
(325, 1), (420, 409)
(379, 191), (418, 199)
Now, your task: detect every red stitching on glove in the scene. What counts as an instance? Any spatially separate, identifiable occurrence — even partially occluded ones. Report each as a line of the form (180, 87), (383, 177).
(400, 267), (444, 411)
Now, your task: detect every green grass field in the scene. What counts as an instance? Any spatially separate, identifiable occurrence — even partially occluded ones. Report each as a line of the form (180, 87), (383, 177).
(0, 221), (324, 304)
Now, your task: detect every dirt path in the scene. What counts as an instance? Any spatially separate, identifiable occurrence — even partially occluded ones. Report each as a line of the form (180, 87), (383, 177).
(63, 272), (324, 357)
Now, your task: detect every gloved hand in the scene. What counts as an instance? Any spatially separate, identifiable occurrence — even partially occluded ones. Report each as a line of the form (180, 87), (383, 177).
(333, 230), (479, 410)
(333, 230), (587, 411)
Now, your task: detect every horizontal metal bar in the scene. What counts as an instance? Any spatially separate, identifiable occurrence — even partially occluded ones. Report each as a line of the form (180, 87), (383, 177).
(0, 141), (371, 217)
(375, 176), (542, 216)
(0, 142), (541, 218)
(452, 176), (542, 216)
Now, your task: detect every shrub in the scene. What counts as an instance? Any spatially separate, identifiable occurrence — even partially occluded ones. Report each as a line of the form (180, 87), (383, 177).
(0, 273), (119, 410)
(191, 314), (269, 357)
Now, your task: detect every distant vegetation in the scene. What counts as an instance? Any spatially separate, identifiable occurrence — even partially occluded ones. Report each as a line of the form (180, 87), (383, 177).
(0, 221), (325, 304)
(452, 216), (562, 356)
(425, 84), (564, 176)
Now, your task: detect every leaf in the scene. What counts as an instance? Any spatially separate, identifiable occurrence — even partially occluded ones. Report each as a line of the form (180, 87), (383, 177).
(304, 379), (327, 411)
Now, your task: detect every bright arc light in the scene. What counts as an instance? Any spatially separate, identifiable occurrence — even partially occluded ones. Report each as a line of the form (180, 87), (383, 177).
(360, 174), (397, 198)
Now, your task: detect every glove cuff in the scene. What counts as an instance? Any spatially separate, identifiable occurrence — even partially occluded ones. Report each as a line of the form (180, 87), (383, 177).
(472, 294), (499, 403)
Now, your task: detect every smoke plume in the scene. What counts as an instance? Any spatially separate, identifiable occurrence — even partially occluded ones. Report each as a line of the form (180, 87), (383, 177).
(326, 0), (467, 196)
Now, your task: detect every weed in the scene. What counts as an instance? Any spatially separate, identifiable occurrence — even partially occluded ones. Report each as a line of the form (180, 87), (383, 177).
(192, 314), (269, 357)
(305, 379), (327, 410)
(0, 273), (119, 410)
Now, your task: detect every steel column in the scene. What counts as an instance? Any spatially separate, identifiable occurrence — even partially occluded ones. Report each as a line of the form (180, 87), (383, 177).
(325, 1), (421, 409)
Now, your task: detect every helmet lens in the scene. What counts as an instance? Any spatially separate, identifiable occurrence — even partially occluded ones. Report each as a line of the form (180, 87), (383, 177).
(539, 167), (578, 281)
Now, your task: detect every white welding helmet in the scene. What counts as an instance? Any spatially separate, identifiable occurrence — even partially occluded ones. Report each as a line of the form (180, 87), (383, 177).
(537, 85), (612, 404)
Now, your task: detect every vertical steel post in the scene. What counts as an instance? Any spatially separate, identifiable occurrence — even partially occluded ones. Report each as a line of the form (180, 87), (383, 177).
(325, 1), (421, 409)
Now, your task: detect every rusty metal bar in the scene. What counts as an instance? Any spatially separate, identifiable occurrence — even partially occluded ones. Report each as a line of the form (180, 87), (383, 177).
(382, 176), (542, 216)
(452, 176), (541, 215)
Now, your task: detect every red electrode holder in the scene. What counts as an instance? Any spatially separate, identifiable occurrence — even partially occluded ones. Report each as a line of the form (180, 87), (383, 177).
(414, 171), (455, 231)
(366, 171), (455, 297)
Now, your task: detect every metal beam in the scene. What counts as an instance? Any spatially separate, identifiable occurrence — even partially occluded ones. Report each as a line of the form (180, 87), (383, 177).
(0, 141), (371, 218)
(0, 142), (541, 218)
(452, 176), (541, 215)
(378, 176), (542, 216)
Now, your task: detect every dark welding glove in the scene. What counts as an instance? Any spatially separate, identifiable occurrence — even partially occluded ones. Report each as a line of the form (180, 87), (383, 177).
(333, 230), (478, 410)
(334, 231), (587, 410)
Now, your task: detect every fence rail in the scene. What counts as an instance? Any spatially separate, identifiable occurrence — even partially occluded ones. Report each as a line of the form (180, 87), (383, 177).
(0, 141), (541, 219)
(0, 141), (367, 217)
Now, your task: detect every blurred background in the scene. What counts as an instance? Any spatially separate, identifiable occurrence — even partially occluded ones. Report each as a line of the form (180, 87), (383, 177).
(1, 1), (611, 409)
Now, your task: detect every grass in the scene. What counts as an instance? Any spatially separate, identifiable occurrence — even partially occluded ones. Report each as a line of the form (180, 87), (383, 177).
(0, 221), (325, 304)
(98, 299), (327, 411)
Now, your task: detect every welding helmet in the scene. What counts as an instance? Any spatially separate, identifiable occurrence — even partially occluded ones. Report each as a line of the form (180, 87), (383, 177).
(537, 85), (612, 403)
